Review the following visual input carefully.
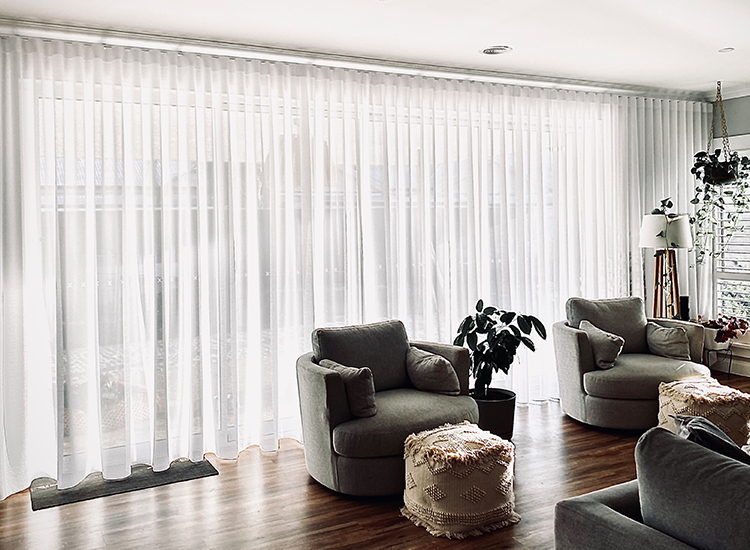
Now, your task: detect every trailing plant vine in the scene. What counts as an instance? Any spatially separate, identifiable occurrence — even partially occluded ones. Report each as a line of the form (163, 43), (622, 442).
(689, 81), (750, 265)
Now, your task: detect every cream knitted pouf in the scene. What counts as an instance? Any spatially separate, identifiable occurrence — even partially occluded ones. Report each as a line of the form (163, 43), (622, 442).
(401, 421), (520, 538)
(658, 377), (750, 446)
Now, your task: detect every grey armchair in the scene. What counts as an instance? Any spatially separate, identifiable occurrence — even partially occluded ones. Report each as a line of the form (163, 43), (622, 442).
(553, 297), (710, 429)
(296, 319), (479, 496)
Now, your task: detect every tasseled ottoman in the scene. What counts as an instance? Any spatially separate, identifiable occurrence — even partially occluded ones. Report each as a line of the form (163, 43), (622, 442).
(401, 421), (520, 538)
(658, 377), (750, 446)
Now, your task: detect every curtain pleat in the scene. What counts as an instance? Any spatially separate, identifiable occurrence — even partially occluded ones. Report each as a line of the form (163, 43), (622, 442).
(0, 35), (710, 500)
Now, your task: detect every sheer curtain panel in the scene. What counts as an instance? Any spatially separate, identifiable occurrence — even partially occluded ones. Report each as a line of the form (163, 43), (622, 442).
(0, 35), (709, 500)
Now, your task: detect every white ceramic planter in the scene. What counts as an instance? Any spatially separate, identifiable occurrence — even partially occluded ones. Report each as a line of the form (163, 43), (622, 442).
(704, 327), (732, 351)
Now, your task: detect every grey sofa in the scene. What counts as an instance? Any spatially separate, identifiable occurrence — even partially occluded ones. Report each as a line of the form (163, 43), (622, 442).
(296, 319), (479, 496)
(553, 297), (710, 429)
(555, 427), (750, 550)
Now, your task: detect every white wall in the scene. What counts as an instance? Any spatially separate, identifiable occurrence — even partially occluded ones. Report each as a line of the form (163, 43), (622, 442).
(716, 95), (750, 137)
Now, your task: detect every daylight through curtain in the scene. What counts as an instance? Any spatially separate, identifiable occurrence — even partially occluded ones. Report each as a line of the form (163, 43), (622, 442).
(0, 35), (710, 499)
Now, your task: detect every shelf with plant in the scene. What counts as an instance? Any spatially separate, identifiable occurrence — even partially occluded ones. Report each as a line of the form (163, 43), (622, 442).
(698, 315), (749, 348)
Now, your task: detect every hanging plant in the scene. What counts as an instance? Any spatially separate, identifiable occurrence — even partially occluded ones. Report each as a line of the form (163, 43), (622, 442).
(690, 81), (750, 265)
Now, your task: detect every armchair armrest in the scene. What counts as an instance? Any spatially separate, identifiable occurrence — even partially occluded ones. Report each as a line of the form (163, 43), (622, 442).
(553, 321), (596, 422)
(296, 352), (352, 492)
(648, 318), (704, 364)
(410, 340), (471, 395)
(555, 480), (695, 550)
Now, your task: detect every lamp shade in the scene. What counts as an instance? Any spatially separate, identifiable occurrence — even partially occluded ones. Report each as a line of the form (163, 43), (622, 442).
(638, 214), (693, 249)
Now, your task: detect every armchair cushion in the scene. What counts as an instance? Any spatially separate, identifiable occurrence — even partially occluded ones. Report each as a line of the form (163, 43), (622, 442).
(646, 323), (690, 360)
(319, 359), (377, 418)
(332, 389), (479, 458)
(583, 355), (709, 400)
(312, 320), (410, 391)
(636, 427), (750, 550)
(567, 297), (649, 354)
(579, 320), (625, 369)
(406, 346), (461, 395)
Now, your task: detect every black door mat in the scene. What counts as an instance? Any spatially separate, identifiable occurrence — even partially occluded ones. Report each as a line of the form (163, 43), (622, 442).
(30, 458), (218, 510)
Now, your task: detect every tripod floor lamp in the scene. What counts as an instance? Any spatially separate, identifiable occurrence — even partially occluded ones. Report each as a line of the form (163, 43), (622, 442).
(639, 214), (693, 319)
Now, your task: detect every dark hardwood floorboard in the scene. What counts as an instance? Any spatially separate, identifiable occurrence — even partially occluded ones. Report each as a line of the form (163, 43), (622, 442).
(3, 372), (750, 550)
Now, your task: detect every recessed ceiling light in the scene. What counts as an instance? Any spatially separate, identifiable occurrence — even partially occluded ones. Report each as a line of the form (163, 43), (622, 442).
(482, 45), (513, 55)
(718, 47), (735, 53)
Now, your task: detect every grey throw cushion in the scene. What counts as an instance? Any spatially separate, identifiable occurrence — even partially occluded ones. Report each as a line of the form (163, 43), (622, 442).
(319, 359), (377, 418)
(671, 414), (750, 466)
(646, 322), (691, 360)
(636, 427), (750, 550)
(405, 346), (460, 395)
(579, 320), (625, 369)
(312, 320), (410, 391)
(566, 297), (648, 354)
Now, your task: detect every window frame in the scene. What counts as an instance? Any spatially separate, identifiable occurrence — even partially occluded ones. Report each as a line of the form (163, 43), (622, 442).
(713, 133), (750, 318)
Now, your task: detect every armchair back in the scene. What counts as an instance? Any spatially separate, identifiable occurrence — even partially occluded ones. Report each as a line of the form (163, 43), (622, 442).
(566, 297), (649, 354)
(312, 319), (410, 391)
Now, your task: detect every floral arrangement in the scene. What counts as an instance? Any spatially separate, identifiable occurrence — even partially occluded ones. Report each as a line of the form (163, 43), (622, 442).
(698, 315), (749, 343)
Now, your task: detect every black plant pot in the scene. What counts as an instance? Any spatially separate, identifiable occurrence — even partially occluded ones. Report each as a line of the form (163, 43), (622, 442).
(470, 388), (516, 440)
(705, 162), (737, 185)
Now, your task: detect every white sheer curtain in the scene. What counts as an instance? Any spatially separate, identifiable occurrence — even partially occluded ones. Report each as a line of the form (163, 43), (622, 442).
(0, 34), (710, 500)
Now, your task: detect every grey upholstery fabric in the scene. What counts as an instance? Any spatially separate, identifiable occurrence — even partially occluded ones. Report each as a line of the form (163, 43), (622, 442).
(410, 340), (471, 395)
(335, 455), (406, 497)
(636, 427), (750, 550)
(297, 327), (477, 496)
(553, 321), (594, 424)
(648, 318), (704, 363)
(296, 353), (353, 491)
(555, 480), (695, 550)
(646, 322), (690, 360)
(583, 395), (660, 430)
(319, 359), (377, 417)
(579, 319), (625, 369)
(554, 297), (708, 430)
(332, 389), (478, 458)
(566, 296), (649, 354)
(405, 346), (461, 395)
(583, 355), (708, 400)
(312, 319), (410, 391)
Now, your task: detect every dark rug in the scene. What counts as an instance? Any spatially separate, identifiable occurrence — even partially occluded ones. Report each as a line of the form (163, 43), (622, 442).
(30, 458), (218, 511)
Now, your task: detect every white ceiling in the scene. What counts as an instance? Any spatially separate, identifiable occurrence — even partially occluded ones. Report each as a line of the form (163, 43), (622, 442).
(1, 0), (750, 98)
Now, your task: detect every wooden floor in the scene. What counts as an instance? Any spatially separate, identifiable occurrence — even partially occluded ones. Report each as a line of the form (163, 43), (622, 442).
(3, 372), (750, 550)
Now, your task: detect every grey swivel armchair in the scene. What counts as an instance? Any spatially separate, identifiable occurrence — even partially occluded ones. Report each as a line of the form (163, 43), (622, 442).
(553, 297), (710, 429)
(296, 319), (479, 496)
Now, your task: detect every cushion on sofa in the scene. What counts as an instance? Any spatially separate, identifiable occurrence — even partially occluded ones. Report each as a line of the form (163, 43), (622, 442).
(566, 297), (649, 354)
(583, 355), (709, 400)
(319, 359), (377, 418)
(579, 320), (625, 369)
(646, 322), (691, 360)
(636, 427), (750, 550)
(406, 346), (460, 395)
(332, 388), (479, 458)
(671, 414), (750, 466)
(312, 320), (410, 391)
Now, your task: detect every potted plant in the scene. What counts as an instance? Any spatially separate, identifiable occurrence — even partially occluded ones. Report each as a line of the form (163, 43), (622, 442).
(690, 148), (750, 264)
(689, 81), (750, 265)
(454, 299), (546, 439)
(698, 315), (749, 350)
